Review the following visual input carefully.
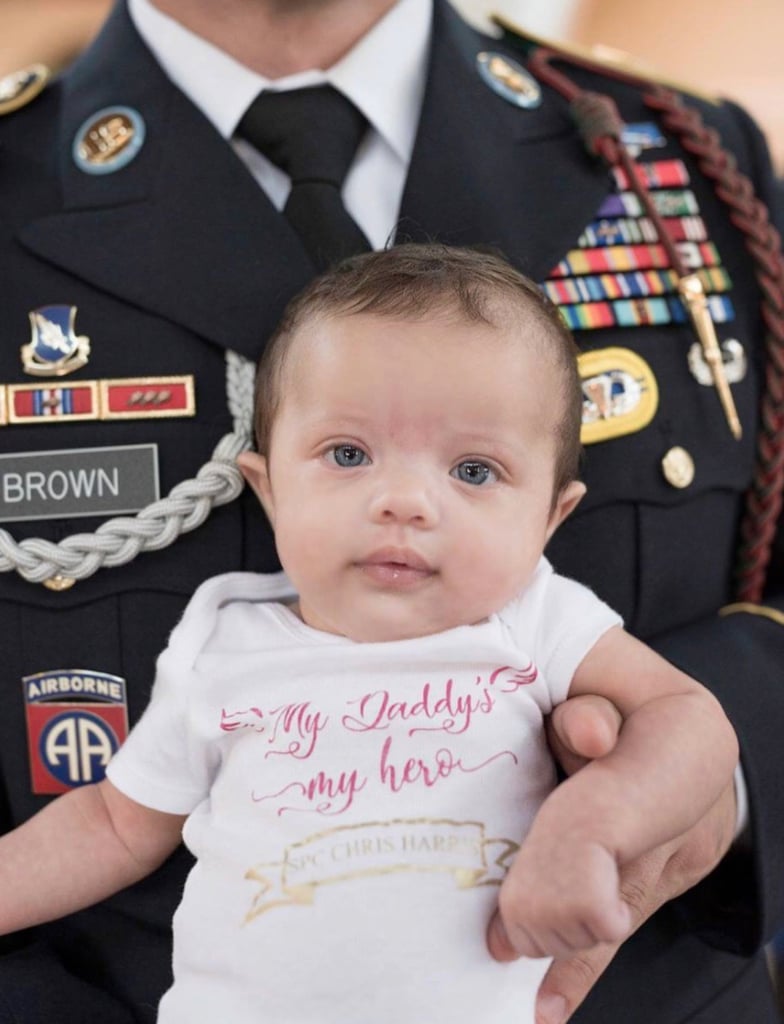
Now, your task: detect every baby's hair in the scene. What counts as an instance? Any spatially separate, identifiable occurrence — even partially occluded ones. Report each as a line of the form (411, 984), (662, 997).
(253, 243), (583, 499)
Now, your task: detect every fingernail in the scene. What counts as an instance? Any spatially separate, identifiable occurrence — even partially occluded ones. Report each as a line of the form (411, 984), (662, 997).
(537, 993), (568, 1024)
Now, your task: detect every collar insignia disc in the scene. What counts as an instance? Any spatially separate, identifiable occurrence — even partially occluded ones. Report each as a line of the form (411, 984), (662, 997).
(73, 106), (146, 175)
(476, 52), (542, 108)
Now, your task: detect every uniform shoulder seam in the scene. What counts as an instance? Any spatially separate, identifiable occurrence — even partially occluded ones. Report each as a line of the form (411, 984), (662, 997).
(491, 14), (720, 105)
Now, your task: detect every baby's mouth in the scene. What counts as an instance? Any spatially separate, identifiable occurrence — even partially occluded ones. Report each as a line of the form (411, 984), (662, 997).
(357, 548), (435, 587)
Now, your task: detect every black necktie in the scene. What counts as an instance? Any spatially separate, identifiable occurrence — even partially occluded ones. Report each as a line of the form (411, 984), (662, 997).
(237, 85), (372, 271)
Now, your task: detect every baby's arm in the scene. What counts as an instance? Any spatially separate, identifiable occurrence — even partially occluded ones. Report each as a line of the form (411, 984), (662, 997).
(0, 780), (185, 934)
(503, 626), (739, 959)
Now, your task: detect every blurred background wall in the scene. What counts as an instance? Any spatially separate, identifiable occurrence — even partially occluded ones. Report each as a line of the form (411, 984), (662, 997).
(0, 0), (111, 78)
(456, 0), (784, 175)
(2, 0), (782, 175)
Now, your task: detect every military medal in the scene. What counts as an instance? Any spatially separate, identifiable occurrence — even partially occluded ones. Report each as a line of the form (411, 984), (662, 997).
(540, 143), (744, 438)
(3, 374), (196, 425)
(8, 381), (98, 423)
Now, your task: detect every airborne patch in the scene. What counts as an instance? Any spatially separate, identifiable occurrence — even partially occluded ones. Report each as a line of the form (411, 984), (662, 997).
(23, 669), (129, 794)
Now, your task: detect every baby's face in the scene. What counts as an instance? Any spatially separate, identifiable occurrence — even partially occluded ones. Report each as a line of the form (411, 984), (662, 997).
(242, 312), (583, 642)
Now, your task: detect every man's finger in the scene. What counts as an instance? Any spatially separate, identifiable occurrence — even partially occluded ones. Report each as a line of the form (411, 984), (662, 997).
(535, 944), (619, 1024)
(547, 695), (623, 776)
(533, 854), (673, 1022)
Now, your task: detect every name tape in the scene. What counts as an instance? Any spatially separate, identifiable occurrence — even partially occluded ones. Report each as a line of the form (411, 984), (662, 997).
(0, 443), (159, 522)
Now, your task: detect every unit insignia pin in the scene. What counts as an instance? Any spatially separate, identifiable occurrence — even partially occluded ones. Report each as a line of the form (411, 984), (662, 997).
(476, 52), (542, 109)
(578, 347), (659, 444)
(0, 64), (49, 115)
(73, 106), (145, 175)
(21, 306), (91, 377)
(687, 338), (746, 387)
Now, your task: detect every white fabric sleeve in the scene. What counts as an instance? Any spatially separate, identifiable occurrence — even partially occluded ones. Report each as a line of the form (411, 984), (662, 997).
(106, 639), (209, 815)
(106, 571), (294, 814)
(505, 559), (623, 709)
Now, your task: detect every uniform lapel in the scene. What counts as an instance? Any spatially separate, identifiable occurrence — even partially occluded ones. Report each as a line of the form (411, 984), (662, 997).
(16, 2), (314, 361)
(399, 0), (611, 282)
(18, 0), (615, 361)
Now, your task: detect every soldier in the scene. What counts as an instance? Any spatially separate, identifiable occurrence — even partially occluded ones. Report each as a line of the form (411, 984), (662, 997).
(0, 1), (781, 1022)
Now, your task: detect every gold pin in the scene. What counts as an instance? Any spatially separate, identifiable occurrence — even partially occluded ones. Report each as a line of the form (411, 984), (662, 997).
(73, 107), (146, 175)
(661, 446), (695, 489)
(0, 64), (49, 116)
(677, 274), (742, 439)
(43, 575), (76, 592)
(476, 52), (542, 109)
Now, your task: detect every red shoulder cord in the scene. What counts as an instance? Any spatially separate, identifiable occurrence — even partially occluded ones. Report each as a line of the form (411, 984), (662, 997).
(527, 47), (784, 603)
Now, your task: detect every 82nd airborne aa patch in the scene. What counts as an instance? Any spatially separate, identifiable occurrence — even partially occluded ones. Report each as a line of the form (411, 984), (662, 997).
(23, 669), (129, 794)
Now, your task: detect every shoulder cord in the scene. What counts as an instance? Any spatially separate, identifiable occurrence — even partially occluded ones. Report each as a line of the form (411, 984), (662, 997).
(0, 350), (256, 588)
(527, 48), (784, 603)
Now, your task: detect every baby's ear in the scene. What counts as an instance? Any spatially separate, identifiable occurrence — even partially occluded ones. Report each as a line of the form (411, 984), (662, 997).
(237, 451), (275, 526)
(545, 479), (586, 541)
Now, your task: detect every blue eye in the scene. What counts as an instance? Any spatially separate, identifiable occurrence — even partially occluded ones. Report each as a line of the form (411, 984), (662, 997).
(452, 461), (495, 486)
(330, 444), (368, 468)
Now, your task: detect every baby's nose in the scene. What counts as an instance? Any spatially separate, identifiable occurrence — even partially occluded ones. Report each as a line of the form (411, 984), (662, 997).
(369, 469), (439, 527)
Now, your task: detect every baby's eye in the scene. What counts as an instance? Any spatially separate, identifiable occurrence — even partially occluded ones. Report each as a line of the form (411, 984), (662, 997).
(451, 461), (496, 486)
(329, 444), (368, 468)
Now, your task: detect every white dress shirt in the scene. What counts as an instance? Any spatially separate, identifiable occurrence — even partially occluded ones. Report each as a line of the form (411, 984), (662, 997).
(128, 0), (431, 249)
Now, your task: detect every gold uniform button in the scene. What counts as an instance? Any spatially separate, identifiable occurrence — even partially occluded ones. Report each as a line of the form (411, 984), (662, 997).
(43, 575), (76, 592)
(661, 446), (695, 489)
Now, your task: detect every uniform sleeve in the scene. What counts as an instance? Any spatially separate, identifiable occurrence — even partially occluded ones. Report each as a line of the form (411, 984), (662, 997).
(652, 603), (784, 954)
(648, 99), (784, 955)
(0, 944), (135, 1024)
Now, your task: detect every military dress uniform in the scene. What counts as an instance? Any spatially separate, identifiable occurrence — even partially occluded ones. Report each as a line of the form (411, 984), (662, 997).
(0, 1), (783, 1021)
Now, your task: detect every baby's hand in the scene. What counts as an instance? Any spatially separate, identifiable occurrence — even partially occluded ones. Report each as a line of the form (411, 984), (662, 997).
(496, 835), (633, 960)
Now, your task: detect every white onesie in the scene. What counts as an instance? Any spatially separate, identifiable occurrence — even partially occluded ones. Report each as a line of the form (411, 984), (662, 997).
(107, 556), (621, 1024)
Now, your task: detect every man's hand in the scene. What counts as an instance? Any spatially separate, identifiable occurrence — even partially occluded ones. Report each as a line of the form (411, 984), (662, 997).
(485, 694), (738, 1024)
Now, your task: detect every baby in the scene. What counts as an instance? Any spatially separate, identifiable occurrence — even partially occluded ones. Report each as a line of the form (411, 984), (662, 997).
(0, 245), (737, 1023)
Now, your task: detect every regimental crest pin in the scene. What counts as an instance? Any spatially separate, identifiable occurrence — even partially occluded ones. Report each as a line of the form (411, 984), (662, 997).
(476, 52), (542, 109)
(21, 306), (91, 377)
